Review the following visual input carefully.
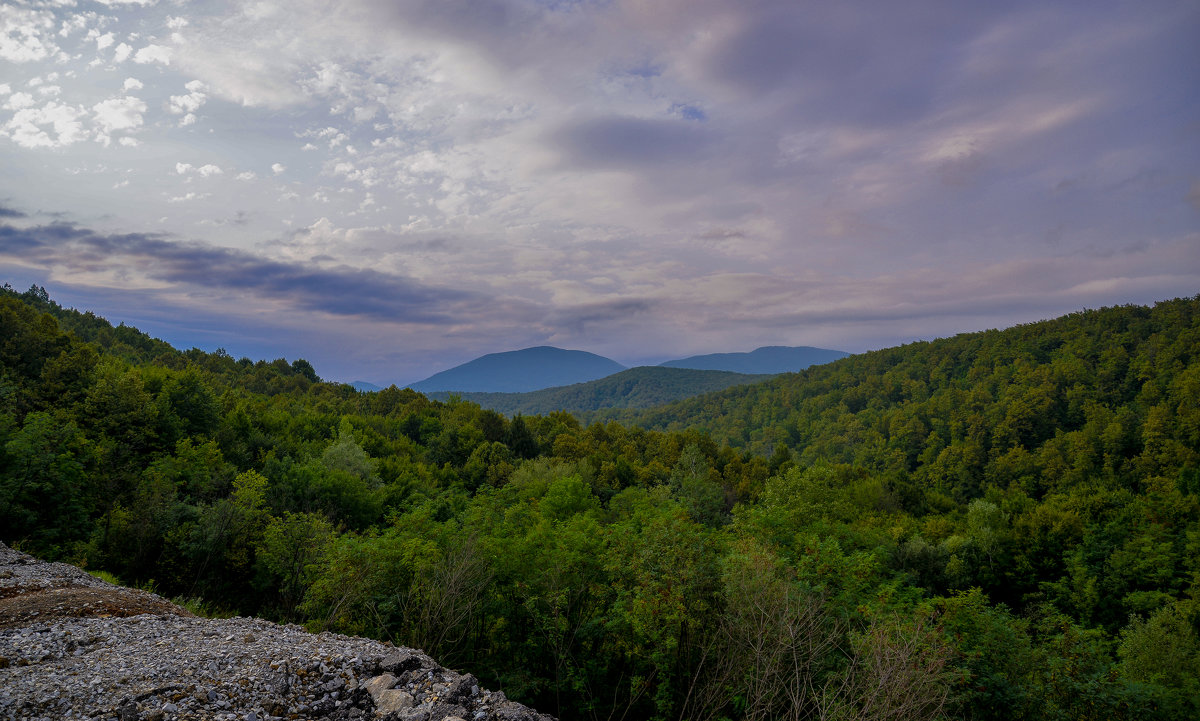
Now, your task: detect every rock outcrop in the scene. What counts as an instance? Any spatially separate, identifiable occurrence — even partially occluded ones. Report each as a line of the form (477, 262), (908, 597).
(0, 543), (554, 721)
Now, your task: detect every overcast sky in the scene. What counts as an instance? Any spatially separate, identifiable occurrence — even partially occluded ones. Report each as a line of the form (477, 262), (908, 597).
(1, 0), (1197, 385)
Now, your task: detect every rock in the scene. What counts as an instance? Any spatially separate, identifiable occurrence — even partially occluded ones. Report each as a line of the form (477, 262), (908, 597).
(375, 688), (415, 714)
(364, 673), (398, 700)
(428, 702), (468, 720)
(0, 542), (558, 721)
(444, 674), (478, 703)
(379, 649), (432, 675)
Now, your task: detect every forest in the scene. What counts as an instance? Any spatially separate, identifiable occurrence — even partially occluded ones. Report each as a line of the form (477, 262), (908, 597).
(2, 283), (1198, 721)
(426, 366), (773, 417)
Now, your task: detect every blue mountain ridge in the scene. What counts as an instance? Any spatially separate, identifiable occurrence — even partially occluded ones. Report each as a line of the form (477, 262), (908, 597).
(407, 346), (627, 393)
(658, 345), (851, 374)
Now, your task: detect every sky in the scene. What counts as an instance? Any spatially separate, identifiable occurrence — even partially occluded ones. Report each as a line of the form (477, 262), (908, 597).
(1, 0), (1198, 386)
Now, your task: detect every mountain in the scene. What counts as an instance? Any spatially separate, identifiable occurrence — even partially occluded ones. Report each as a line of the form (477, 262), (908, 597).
(407, 346), (626, 393)
(658, 345), (850, 374)
(425, 366), (772, 416)
(627, 297), (1200, 459)
(350, 380), (383, 392)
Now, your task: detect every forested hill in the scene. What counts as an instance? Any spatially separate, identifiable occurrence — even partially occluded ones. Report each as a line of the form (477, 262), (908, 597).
(2, 284), (326, 395)
(426, 366), (772, 416)
(3, 284), (1200, 721)
(623, 296), (1200, 477)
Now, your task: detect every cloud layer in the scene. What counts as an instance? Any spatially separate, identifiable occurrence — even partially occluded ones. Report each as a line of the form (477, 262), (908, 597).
(0, 0), (1197, 382)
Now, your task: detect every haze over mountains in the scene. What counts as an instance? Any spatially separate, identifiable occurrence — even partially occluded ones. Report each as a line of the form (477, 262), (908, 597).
(659, 346), (850, 374)
(424, 366), (771, 417)
(403, 344), (850, 397)
(407, 346), (627, 393)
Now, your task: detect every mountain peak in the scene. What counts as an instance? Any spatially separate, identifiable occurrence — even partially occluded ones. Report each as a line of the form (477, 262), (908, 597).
(408, 346), (627, 393)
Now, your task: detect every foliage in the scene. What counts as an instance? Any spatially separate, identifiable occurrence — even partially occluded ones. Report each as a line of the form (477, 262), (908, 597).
(2, 283), (1199, 720)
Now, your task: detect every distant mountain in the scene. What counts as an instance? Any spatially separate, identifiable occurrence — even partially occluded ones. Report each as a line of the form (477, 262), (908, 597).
(408, 346), (627, 393)
(659, 345), (849, 374)
(350, 381), (382, 392)
(426, 366), (772, 416)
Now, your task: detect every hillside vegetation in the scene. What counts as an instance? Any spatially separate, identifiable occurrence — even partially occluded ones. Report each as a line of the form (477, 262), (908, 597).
(426, 366), (773, 416)
(2, 283), (1199, 721)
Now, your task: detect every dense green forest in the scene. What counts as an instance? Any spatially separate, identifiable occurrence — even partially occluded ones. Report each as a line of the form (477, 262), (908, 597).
(426, 366), (774, 417)
(2, 283), (1198, 720)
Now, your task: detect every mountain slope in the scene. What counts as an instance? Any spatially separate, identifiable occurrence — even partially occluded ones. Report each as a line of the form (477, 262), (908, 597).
(426, 366), (772, 416)
(623, 297), (1200, 472)
(659, 345), (849, 373)
(408, 346), (626, 393)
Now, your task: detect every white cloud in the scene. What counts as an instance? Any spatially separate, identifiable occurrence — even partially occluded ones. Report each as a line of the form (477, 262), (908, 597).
(179, 112), (196, 126)
(175, 162), (223, 177)
(0, 84), (10, 95)
(92, 95), (147, 145)
(0, 6), (57, 63)
(3, 101), (87, 149)
(4, 92), (37, 110)
(166, 17), (189, 30)
(118, 137), (139, 147)
(167, 191), (209, 203)
(112, 42), (132, 63)
(95, 0), (160, 6)
(123, 77), (143, 91)
(236, 171), (257, 181)
(271, 163), (286, 175)
(95, 32), (115, 50)
(167, 80), (206, 115)
(133, 44), (172, 65)
(59, 14), (90, 39)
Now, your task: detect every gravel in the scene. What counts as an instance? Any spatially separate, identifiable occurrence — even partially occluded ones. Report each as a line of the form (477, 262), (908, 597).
(0, 543), (554, 721)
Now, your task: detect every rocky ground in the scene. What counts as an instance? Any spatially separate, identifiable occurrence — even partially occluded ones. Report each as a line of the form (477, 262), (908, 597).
(0, 543), (554, 721)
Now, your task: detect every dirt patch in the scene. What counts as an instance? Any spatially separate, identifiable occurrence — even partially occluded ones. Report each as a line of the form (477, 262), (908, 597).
(0, 584), (191, 629)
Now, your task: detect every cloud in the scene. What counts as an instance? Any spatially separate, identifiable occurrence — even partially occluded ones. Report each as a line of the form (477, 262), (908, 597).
(167, 79), (206, 116)
(167, 192), (208, 203)
(0, 219), (488, 325)
(546, 297), (653, 335)
(4, 92), (36, 110)
(122, 77), (143, 91)
(92, 95), (147, 142)
(0, 205), (27, 218)
(0, 6), (57, 63)
(271, 163), (286, 175)
(112, 42), (132, 63)
(551, 115), (715, 170)
(132, 44), (172, 65)
(3, 101), (87, 149)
